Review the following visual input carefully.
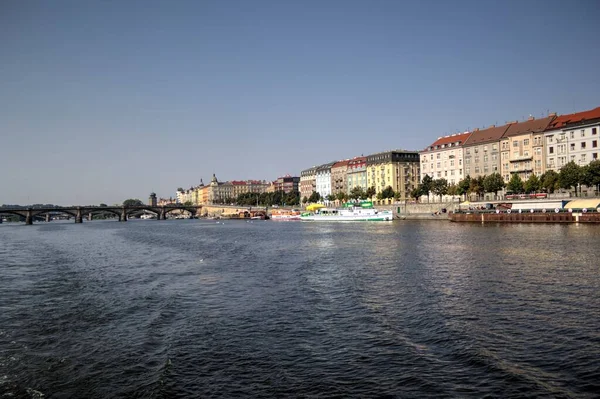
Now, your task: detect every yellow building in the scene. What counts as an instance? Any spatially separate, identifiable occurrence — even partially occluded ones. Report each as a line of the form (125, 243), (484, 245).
(366, 150), (420, 203)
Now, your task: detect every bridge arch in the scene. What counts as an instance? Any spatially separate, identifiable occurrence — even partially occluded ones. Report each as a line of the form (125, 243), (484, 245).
(164, 206), (199, 217)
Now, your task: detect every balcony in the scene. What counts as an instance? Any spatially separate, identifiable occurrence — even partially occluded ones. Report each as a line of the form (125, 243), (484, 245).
(509, 155), (533, 162)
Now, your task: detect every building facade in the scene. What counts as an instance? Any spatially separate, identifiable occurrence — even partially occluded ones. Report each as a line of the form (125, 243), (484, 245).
(346, 156), (367, 194)
(366, 150), (420, 202)
(499, 116), (555, 182)
(420, 132), (472, 185)
(315, 162), (336, 199)
(272, 175), (300, 193)
(331, 160), (349, 197)
(545, 107), (600, 172)
(300, 167), (317, 201)
(463, 124), (512, 179)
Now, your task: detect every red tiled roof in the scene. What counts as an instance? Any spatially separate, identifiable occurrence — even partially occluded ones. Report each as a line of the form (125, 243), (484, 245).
(230, 180), (247, 185)
(503, 116), (555, 137)
(424, 131), (472, 151)
(463, 124), (512, 146)
(332, 160), (350, 168)
(547, 106), (600, 130)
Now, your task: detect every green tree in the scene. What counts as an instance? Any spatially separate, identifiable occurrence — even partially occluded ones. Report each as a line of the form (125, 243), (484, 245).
(381, 186), (395, 200)
(308, 191), (321, 203)
(366, 186), (376, 198)
(506, 174), (524, 194)
(540, 170), (559, 193)
(349, 186), (365, 200)
(183, 201), (193, 206)
(559, 161), (582, 196)
(99, 203), (108, 207)
(410, 186), (423, 202)
(456, 176), (471, 200)
(483, 173), (505, 198)
(447, 183), (457, 197)
(431, 178), (448, 202)
(326, 194), (336, 202)
(123, 199), (144, 207)
(302, 196), (308, 204)
(335, 191), (347, 202)
(421, 174), (433, 202)
(582, 160), (600, 194)
(524, 174), (541, 194)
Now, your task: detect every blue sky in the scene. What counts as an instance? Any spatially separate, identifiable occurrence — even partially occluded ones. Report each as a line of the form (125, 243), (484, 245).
(1, 0), (599, 205)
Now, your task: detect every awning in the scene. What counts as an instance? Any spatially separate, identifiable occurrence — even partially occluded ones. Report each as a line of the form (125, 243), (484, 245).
(564, 199), (600, 210)
(306, 204), (326, 211)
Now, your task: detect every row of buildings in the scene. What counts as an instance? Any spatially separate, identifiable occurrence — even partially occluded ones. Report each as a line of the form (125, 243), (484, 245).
(298, 106), (599, 204)
(163, 175), (301, 206)
(421, 106), (600, 185)
(300, 150), (421, 202)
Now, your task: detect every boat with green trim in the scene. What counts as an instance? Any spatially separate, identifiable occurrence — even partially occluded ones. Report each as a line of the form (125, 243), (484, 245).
(300, 201), (393, 222)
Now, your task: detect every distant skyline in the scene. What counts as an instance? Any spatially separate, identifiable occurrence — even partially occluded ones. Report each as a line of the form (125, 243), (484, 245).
(2, 0), (599, 205)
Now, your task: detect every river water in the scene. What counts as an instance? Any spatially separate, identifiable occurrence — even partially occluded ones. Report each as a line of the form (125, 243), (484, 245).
(0, 220), (598, 398)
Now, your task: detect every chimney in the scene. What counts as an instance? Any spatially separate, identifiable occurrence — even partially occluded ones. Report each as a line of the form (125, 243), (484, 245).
(549, 112), (557, 117)
(474, 128), (479, 131)
(489, 124), (495, 128)
(528, 115), (535, 121)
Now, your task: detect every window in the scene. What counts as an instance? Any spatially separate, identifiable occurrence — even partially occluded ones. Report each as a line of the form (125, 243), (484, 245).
(465, 148), (470, 154)
(450, 160), (455, 166)
(475, 166), (480, 173)
(570, 131), (575, 139)
(593, 128), (597, 135)
(483, 145), (488, 152)
(430, 154), (433, 160)
(459, 159), (462, 166)
(484, 155), (488, 162)
(570, 143), (575, 151)
(444, 171), (448, 176)
(437, 172), (441, 177)
(548, 136), (554, 143)
(524, 139), (529, 146)
(581, 154), (586, 162)
(581, 130), (585, 137)
(571, 155), (576, 161)
(437, 162), (440, 168)
(437, 153), (441, 159)
(593, 153), (598, 160)
(593, 140), (597, 148)
(492, 144), (497, 150)
(492, 154), (498, 161)
(513, 140), (519, 147)
(581, 142), (586, 149)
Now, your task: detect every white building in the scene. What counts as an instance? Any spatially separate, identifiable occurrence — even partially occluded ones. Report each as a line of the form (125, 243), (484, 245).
(315, 162), (335, 199)
(544, 107), (600, 172)
(420, 131), (472, 185)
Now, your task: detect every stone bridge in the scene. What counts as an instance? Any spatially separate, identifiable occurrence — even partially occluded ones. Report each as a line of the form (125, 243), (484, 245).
(0, 205), (202, 225)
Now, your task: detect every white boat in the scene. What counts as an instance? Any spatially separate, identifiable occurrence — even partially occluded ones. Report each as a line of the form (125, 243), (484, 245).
(300, 202), (393, 222)
(270, 209), (302, 221)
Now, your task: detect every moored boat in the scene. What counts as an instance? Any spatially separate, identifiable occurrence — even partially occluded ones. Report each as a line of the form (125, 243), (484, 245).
(270, 209), (302, 221)
(300, 202), (393, 222)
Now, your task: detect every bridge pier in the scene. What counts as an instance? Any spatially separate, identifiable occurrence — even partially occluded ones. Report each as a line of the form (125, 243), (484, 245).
(75, 207), (83, 223)
(46, 214), (51, 222)
(88, 212), (93, 221)
(26, 209), (33, 225)
(121, 208), (127, 222)
(159, 209), (166, 220)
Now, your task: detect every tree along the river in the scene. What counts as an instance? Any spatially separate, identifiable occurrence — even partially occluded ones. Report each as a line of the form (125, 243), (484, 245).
(483, 173), (505, 198)
(581, 160), (600, 193)
(122, 199), (144, 207)
(421, 174), (433, 202)
(524, 174), (541, 194)
(540, 170), (559, 193)
(506, 174), (524, 194)
(559, 161), (582, 196)
(431, 178), (448, 202)
(456, 175), (471, 201)
(308, 191), (321, 203)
